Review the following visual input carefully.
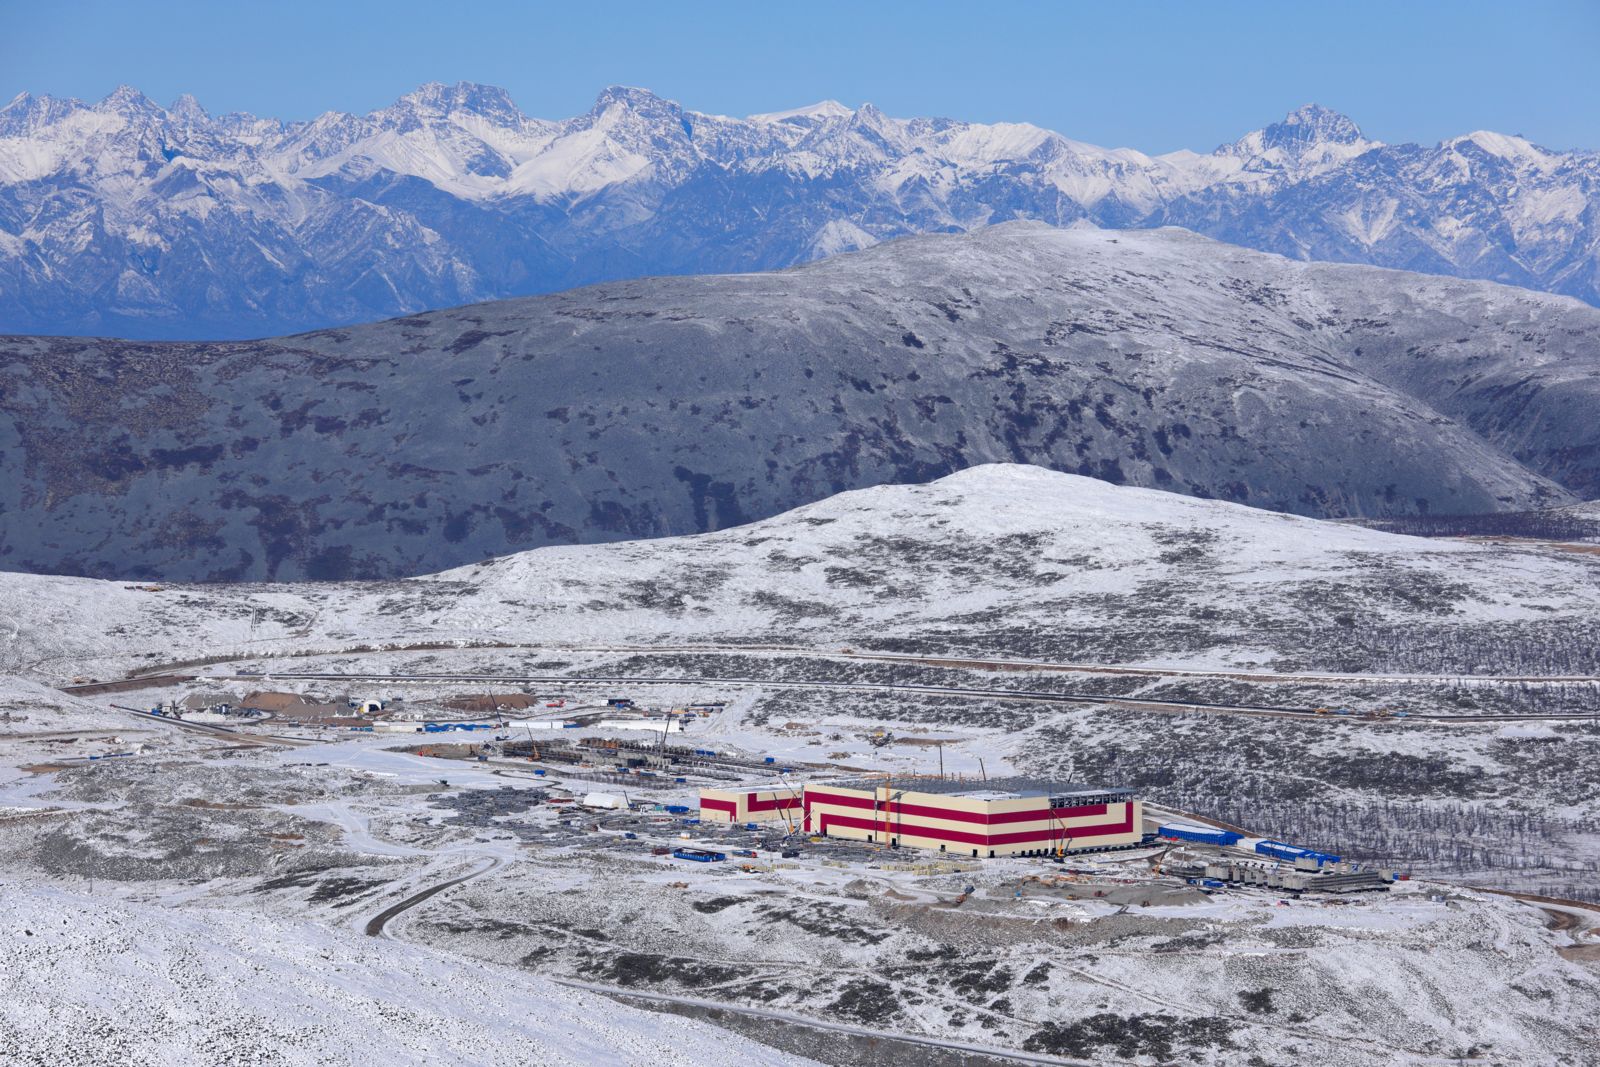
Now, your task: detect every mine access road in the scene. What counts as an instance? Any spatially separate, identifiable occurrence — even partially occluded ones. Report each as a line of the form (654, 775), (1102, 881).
(212, 670), (1598, 724)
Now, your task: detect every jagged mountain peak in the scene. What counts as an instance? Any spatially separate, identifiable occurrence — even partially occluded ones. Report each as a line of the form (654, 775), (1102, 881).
(99, 84), (160, 115)
(1216, 103), (1378, 174)
(0, 90), (85, 135)
(390, 81), (523, 123)
(1220, 103), (1373, 162)
(829, 101), (912, 154)
(577, 85), (694, 156)
(1272, 103), (1365, 144)
(167, 93), (210, 125)
(590, 84), (681, 116)
(3, 82), (1600, 336)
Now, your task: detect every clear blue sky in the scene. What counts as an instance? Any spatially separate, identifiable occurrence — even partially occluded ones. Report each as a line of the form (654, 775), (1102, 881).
(5, 0), (1598, 152)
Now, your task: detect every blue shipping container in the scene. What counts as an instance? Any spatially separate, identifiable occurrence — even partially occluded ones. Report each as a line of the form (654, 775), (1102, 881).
(1256, 840), (1341, 865)
(1158, 824), (1242, 846)
(672, 848), (726, 862)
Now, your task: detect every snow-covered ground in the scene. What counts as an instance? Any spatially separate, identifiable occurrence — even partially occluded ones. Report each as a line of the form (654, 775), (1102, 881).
(4, 465), (1597, 683)
(1, 468), (1596, 1064)
(0, 881), (818, 1067)
(3, 717), (1591, 1067)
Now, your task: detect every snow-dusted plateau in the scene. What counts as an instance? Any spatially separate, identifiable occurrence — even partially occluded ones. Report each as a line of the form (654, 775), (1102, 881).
(3, 465), (1598, 1065)
(2, 82), (1599, 338)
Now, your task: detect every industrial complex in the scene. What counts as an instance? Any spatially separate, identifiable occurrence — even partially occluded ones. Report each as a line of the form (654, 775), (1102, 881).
(127, 680), (1399, 894)
(703, 777), (1142, 858)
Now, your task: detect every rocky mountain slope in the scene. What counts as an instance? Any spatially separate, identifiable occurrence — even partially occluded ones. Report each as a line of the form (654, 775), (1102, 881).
(2, 83), (1598, 338)
(3, 224), (1597, 580)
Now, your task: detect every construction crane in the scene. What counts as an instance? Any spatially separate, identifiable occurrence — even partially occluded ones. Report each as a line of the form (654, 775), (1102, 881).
(874, 773), (889, 849)
(1047, 803), (1073, 861)
(653, 714), (672, 768)
(772, 770), (805, 838)
(1150, 843), (1176, 876)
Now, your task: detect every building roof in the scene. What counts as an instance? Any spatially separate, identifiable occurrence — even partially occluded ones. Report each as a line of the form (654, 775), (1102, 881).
(827, 775), (1132, 801)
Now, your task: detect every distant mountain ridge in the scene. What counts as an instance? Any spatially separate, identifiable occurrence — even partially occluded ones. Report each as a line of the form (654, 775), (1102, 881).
(2, 224), (1596, 581)
(2, 83), (1598, 337)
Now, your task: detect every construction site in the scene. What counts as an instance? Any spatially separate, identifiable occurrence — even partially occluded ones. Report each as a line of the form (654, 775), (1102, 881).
(389, 705), (1402, 900)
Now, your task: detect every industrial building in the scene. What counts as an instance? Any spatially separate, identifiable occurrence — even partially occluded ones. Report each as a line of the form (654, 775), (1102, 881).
(804, 778), (1141, 858)
(697, 786), (803, 826)
(700, 778), (1142, 858)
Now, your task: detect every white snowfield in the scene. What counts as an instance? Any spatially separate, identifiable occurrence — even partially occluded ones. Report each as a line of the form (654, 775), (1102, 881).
(0, 676), (136, 735)
(1, 464), (1596, 680)
(0, 882), (816, 1067)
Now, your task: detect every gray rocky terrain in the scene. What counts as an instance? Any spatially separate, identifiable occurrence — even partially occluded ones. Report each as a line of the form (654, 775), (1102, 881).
(3, 225), (1597, 580)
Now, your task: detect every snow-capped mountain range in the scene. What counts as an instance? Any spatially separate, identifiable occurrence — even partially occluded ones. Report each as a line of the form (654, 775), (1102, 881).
(2, 82), (1597, 338)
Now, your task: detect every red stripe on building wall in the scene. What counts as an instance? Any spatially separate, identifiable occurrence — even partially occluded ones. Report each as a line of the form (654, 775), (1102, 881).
(989, 805), (1135, 844)
(746, 795), (800, 813)
(700, 798), (738, 816)
(803, 790), (1110, 826)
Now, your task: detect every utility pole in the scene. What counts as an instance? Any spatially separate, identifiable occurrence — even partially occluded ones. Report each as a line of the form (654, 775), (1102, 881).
(937, 741), (944, 780)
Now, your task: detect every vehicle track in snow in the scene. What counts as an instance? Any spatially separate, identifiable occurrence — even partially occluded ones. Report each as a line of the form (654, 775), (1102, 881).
(364, 855), (503, 938)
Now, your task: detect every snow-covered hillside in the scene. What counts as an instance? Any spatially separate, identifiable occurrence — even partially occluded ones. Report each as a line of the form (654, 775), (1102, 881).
(2, 83), (1597, 337)
(0, 882), (814, 1067)
(0, 677), (135, 735)
(3, 465), (1597, 681)
(3, 467), (1597, 1066)
(5, 224), (1599, 581)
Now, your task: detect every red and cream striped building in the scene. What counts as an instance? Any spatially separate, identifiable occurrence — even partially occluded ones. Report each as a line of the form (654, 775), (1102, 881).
(798, 778), (1142, 858)
(697, 786), (803, 826)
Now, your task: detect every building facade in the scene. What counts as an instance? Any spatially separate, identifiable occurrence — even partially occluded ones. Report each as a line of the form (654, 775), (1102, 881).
(798, 778), (1142, 858)
(697, 787), (803, 826)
